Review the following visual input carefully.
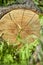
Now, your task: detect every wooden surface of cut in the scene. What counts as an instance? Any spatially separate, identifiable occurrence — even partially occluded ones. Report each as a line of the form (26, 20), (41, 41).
(0, 9), (40, 43)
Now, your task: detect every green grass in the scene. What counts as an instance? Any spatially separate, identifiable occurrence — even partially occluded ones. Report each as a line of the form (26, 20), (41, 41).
(0, 34), (40, 65)
(0, 0), (26, 6)
(0, 0), (16, 6)
(33, 0), (43, 12)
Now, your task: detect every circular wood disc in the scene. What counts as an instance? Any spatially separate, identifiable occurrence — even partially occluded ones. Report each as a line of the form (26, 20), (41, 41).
(0, 9), (40, 43)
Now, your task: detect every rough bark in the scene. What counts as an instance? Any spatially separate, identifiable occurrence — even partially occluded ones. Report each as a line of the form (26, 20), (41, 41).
(0, 0), (42, 19)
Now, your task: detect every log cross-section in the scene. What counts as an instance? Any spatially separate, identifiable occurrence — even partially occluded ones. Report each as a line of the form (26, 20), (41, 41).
(0, 9), (40, 44)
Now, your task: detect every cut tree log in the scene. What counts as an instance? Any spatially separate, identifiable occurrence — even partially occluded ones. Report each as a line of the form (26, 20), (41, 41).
(0, 9), (40, 44)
